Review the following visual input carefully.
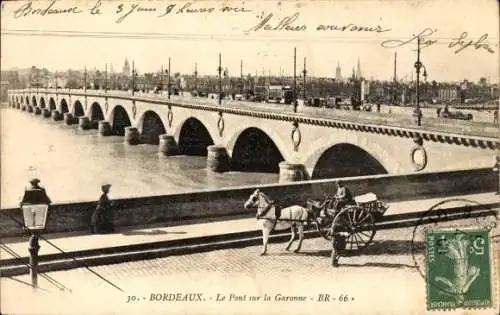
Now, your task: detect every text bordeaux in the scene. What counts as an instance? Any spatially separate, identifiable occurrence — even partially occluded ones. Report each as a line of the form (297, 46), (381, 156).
(13, 0), (82, 18)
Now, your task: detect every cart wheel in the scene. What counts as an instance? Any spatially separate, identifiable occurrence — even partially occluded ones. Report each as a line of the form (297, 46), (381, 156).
(315, 218), (334, 240)
(331, 205), (376, 252)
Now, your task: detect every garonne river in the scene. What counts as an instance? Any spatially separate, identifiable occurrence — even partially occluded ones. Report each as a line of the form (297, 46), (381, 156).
(1, 108), (278, 208)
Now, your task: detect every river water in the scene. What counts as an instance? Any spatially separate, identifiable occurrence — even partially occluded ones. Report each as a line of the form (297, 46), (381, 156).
(0, 108), (278, 208)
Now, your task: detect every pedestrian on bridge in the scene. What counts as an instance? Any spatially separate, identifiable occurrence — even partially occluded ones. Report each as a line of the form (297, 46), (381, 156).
(90, 184), (114, 234)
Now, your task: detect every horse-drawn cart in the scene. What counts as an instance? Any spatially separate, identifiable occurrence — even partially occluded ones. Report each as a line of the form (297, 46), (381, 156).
(244, 189), (388, 266)
(307, 193), (389, 266)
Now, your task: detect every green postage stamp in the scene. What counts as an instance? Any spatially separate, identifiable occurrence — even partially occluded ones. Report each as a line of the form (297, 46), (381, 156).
(426, 228), (494, 310)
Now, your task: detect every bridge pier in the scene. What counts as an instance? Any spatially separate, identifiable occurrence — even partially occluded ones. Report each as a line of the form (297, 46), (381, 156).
(78, 117), (91, 130)
(42, 109), (51, 118)
(98, 121), (112, 136)
(159, 134), (179, 156)
(279, 162), (306, 183)
(63, 113), (77, 125)
(124, 127), (140, 145)
(207, 145), (230, 172)
(51, 110), (63, 121)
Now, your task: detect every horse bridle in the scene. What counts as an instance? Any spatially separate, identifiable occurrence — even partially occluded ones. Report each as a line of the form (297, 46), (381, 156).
(255, 192), (276, 220)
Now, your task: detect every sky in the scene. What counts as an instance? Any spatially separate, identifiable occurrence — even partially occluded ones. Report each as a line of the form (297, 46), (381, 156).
(1, 0), (499, 83)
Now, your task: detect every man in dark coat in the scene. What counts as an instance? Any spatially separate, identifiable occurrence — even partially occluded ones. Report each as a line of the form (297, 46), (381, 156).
(90, 184), (114, 234)
(20, 178), (52, 206)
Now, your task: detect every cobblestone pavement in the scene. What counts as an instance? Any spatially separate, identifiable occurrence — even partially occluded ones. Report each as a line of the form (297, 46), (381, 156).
(2, 218), (499, 315)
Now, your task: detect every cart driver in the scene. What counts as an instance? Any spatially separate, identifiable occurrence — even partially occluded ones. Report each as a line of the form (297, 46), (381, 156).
(333, 180), (353, 211)
(320, 180), (353, 217)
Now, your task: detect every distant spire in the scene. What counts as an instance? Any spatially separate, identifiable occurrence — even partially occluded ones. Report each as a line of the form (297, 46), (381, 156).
(335, 61), (342, 81)
(356, 57), (362, 79)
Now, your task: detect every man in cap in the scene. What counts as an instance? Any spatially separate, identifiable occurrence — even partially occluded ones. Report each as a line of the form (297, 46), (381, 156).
(320, 180), (354, 217)
(90, 184), (114, 234)
(20, 178), (52, 206)
(332, 180), (353, 211)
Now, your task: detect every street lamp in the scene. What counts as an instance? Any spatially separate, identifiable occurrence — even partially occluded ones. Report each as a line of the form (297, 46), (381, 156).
(414, 36), (428, 126)
(20, 184), (50, 290)
(105, 63), (108, 93)
(194, 62), (198, 96)
(293, 47), (298, 113)
(218, 53), (222, 105)
(302, 57), (307, 102)
(168, 57), (171, 100)
(84, 66), (87, 92)
(132, 61), (137, 96)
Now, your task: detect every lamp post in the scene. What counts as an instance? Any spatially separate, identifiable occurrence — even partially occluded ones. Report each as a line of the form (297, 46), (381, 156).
(293, 47), (297, 113)
(132, 61), (137, 96)
(84, 66), (87, 92)
(20, 185), (50, 290)
(194, 63), (198, 96)
(302, 57), (307, 102)
(55, 72), (59, 105)
(414, 36), (428, 126)
(218, 53), (222, 105)
(105, 63), (108, 93)
(168, 57), (171, 100)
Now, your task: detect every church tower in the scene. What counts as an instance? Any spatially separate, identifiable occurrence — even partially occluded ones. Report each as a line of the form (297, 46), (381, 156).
(335, 61), (342, 81)
(123, 59), (131, 76)
(356, 57), (362, 80)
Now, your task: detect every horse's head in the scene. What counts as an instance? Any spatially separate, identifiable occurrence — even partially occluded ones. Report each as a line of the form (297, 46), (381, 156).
(244, 189), (260, 210)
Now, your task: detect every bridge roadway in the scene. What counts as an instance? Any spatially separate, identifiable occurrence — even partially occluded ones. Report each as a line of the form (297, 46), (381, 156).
(8, 89), (499, 181)
(10, 88), (499, 139)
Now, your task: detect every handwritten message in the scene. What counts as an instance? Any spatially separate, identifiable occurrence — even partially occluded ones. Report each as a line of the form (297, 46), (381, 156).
(10, 0), (497, 55)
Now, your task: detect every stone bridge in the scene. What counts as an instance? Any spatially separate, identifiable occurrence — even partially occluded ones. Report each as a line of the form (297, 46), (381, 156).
(8, 89), (499, 182)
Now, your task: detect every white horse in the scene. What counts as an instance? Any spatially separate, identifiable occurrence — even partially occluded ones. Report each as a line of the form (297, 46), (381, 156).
(244, 189), (309, 255)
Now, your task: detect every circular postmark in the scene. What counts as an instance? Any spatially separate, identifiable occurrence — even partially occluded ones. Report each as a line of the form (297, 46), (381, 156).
(410, 198), (498, 308)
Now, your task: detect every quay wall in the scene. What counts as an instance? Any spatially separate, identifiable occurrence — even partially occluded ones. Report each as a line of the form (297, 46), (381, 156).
(0, 168), (496, 237)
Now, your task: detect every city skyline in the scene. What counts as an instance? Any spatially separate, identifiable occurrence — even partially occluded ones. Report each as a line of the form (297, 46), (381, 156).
(1, 0), (498, 83)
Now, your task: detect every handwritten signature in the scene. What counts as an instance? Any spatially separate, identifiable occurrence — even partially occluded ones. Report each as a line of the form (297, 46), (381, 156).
(245, 12), (391, 33)
(381, 28), (495, 54)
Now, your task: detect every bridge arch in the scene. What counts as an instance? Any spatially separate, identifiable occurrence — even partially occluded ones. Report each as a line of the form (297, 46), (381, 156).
(15, 96), (19, 104)
(25, 96), (30, 105)
(60, 99), (69, 114)
(109, 105), (131, 136)
(137, 110), (166, 145)
(229, 127), (285, 173)
(73, 100), (85, 117)
(308, 143), (388, 180)
(40, 97), (46, 108)
(177, 117), (214, 155)
(31, 96), (37, 107)
(49, 98), (56, 110)
(89, 102), (104, 121)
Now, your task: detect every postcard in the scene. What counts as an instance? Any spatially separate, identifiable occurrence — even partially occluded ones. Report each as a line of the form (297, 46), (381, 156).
(0, 0), (498, 314)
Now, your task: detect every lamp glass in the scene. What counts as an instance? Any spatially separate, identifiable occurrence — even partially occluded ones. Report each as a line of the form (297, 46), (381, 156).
(22, 204), (49, 230)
